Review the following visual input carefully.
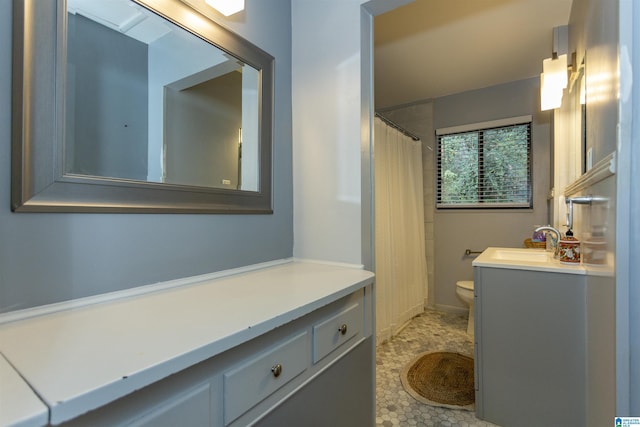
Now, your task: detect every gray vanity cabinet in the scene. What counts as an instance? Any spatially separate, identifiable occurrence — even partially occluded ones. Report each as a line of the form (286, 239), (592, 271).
(474, 267), (586, 427)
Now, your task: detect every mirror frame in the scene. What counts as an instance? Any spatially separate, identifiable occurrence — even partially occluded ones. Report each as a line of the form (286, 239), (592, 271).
(11, 0), (274, 213)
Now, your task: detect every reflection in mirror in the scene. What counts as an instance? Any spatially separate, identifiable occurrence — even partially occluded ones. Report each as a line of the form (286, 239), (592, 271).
(579, 60), (587, 174)
(11, 0), (273, 213)
(569, 54), (586, 174)
(66, 0), (259, 191)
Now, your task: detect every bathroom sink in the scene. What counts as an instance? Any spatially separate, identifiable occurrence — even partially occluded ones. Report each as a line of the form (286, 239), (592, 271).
(473, 247), (585, 275)
(491, 248), (550, 263)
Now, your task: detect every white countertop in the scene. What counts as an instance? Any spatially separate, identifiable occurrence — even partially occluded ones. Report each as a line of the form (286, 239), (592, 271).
(0, 260), (374, 425)
(472, 247), (586, 275)
(0, 354), (48, 427)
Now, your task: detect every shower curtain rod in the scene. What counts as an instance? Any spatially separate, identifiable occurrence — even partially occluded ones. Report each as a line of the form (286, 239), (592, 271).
(375, 113), (421, 141)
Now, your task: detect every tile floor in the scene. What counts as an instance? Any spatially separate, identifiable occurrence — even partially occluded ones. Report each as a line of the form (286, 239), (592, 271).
(375, 309), (500, 427)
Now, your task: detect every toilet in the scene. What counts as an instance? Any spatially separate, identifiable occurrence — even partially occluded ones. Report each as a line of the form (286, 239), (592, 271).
(456, 280), (475, 336)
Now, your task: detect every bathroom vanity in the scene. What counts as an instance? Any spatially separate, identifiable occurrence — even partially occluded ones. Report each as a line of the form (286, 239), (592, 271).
(473, 248), (587, 427)
(0, 260), (374, 427)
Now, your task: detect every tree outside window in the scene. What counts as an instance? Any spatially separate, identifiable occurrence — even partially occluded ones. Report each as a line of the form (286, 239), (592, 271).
(437, 122), (531, 209)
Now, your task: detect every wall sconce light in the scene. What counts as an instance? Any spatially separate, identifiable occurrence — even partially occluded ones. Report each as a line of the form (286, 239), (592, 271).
(205, 0), (245, 16)
(540, 73), (561, 110)
(540, 54), (568, 110)
(540, 26), (569, 111)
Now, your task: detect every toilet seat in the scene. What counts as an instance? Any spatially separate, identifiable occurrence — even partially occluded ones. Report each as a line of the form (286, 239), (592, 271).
(457, 280), (474, 291)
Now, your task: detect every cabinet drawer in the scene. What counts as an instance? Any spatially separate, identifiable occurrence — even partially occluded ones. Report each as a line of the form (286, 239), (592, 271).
(312, 297), (363, 363)
(130, 384), (211, 427)
(223, 331), (308, 425)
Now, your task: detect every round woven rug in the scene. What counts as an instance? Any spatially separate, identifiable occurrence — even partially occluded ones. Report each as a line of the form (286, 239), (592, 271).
(400, 351), (475, 411)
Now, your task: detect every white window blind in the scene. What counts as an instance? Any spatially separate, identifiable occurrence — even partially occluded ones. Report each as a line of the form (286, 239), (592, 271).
(436, 118), (532, 209)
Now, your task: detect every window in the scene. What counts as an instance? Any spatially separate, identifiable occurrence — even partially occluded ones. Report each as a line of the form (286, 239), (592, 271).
(436, 116), (532, 209)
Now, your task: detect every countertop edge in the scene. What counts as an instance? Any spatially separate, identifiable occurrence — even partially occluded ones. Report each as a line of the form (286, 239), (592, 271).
(472, 260), (587, 275)
(472, 247), (587, 275)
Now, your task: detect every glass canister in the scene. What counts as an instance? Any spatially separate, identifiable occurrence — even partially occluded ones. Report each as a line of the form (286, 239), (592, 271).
(582, 238), (607, 265)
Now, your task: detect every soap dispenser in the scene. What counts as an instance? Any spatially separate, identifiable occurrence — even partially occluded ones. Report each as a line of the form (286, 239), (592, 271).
(558, 229), (580, 264)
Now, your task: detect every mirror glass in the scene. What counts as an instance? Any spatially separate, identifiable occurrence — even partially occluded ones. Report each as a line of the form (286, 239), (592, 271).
(11, 0), (273, 213)
(579, 60), (587, 174)
(66, 0), (258, 191)
(569, 55), (586, 175)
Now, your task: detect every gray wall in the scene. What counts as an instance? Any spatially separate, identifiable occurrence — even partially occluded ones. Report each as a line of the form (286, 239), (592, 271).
(624, 0), (640, 414)
(567, 0), (619, 422)
(383, 78), (551, 311)
(433, 78), (551, 311)
(67, 13), (149, 181)
(0, 0), (293, 313)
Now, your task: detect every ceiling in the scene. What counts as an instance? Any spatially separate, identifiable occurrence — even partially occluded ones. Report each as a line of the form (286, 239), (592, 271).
(374, 0), (573, 109)
(68, 0), (171, 44)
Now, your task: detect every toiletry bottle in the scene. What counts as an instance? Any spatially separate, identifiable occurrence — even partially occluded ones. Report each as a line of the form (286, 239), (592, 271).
(558, 229), (580, 264)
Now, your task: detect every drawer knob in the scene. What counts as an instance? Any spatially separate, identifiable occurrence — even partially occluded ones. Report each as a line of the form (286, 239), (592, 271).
(271, 364), (283, 378)
(338, 324), (348, 335)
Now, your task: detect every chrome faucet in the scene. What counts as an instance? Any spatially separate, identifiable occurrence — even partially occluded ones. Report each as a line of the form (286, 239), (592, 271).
(534, 225), (561, 254)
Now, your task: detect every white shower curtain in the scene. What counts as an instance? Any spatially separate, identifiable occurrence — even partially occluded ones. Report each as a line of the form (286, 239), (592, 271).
(374, 117), (428, 345)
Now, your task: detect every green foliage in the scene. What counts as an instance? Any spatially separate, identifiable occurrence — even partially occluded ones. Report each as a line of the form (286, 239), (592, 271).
(440, 133), (478, 203)
(438, 124), (530, 206)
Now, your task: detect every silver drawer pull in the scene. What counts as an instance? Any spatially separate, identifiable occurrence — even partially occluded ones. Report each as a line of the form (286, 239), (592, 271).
(338, 324), (348, 335)
(271, 364), (282, 378)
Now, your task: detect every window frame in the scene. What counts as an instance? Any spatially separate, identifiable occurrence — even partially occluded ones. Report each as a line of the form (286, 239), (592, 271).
(435, 115), (533, 210)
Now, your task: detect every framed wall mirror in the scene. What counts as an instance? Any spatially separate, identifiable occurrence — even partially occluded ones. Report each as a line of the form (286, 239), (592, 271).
(12, 0), (274, 213)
